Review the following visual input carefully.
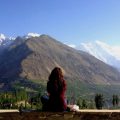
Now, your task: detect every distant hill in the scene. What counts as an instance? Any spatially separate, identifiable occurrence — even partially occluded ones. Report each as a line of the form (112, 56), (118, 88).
(0, 34), (120, 98)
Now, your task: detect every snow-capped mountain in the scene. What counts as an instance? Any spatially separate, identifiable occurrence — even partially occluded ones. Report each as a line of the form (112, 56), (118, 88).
(24, 33), (41, 39)
(76, 41), (120, 70)
(1, 33), (120, 70)
(0, 33), (41, 47)
(0, 34), (15, 47)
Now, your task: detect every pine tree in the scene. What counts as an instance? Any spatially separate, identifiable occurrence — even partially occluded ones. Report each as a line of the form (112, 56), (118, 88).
(112, 95), (119, 107)
(112, 95), (116, 107)
(95, 94), (104, 109)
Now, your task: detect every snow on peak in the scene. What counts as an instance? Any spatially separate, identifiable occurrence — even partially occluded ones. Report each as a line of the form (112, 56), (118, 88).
(67, 40), (120, 70)
(95, 40), (120, 61)
(0, 34), (6, 40)
(25, 33), (41, 39)
(0, 33), (15, 46)
(80, 41), (108, 63)
(67, 44), (76, 48)
(79, 40), (120, 70)
(0, 32), (41, 47)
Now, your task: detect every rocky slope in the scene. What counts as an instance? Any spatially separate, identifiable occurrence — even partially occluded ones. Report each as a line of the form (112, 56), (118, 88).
(0, 35), (120, 95)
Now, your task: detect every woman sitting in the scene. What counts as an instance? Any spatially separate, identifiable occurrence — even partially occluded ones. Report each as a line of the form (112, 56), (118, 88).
(46, 67), (67, 112)
(41, 67), (79, 112)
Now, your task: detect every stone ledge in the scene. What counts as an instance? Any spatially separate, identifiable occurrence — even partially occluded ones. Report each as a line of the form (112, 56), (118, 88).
(0, 110), (120, 120)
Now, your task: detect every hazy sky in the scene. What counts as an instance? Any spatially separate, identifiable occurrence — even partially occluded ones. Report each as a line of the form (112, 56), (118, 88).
(0, 0), (120, 45)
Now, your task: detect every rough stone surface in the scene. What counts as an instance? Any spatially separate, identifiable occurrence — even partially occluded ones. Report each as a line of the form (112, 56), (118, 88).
(0, 111), (120, 120)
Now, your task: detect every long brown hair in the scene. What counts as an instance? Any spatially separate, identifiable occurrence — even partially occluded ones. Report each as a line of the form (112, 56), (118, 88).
(47, 67), (66, 95)
(49, 67), (63, 81)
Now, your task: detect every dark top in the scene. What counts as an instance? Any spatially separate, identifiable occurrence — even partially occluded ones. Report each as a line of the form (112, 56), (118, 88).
(47, 80), (67, 112)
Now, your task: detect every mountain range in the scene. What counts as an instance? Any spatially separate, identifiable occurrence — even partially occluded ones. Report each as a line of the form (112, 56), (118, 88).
(0, 33), (41, 47)
(69, 41), (120, 71)
(0, 33), (120, 98)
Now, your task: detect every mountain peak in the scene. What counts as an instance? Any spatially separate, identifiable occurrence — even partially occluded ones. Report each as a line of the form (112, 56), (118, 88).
(0, 35), (120, 94)
(25, 33), (41, 39)
(0, 34), (6, 40)
(78, 41), (120, 70)
(0, 34), (15, 46)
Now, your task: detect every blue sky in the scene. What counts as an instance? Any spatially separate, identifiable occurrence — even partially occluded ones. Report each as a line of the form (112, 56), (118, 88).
(0, 0), (120, 45)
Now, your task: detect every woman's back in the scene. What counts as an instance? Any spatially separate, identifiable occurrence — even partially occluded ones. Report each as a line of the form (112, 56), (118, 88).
(47, 67), (67, 112)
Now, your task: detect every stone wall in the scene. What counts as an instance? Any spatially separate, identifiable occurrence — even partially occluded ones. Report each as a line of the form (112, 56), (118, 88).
(0, 111), (120, 120)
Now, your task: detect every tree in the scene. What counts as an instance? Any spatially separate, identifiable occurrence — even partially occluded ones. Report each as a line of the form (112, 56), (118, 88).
(112, 95), (119, 107)
(116, 95), (119, 106)
(112, 95), (116, 107)
(77, 98), (88, 109)
(82, 99), (87, 109)
(88, 100), (95, 109)
(77, 98), (82, 108)
(95, 94), (104, 109)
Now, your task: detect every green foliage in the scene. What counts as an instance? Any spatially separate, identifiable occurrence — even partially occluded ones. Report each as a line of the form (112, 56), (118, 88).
(95, 94), (104, 109)
(0, 92), (16, 109)
(77, 98), (88, 109)
(88, 100), (95, 109)
(112, 94), (119, 107)
(0, 87), (43, 110)
(77, 98), (82, 108)
(82, 99), (88, 109)
(29, 92), (42, 110)
(14, 88), (28, 101)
